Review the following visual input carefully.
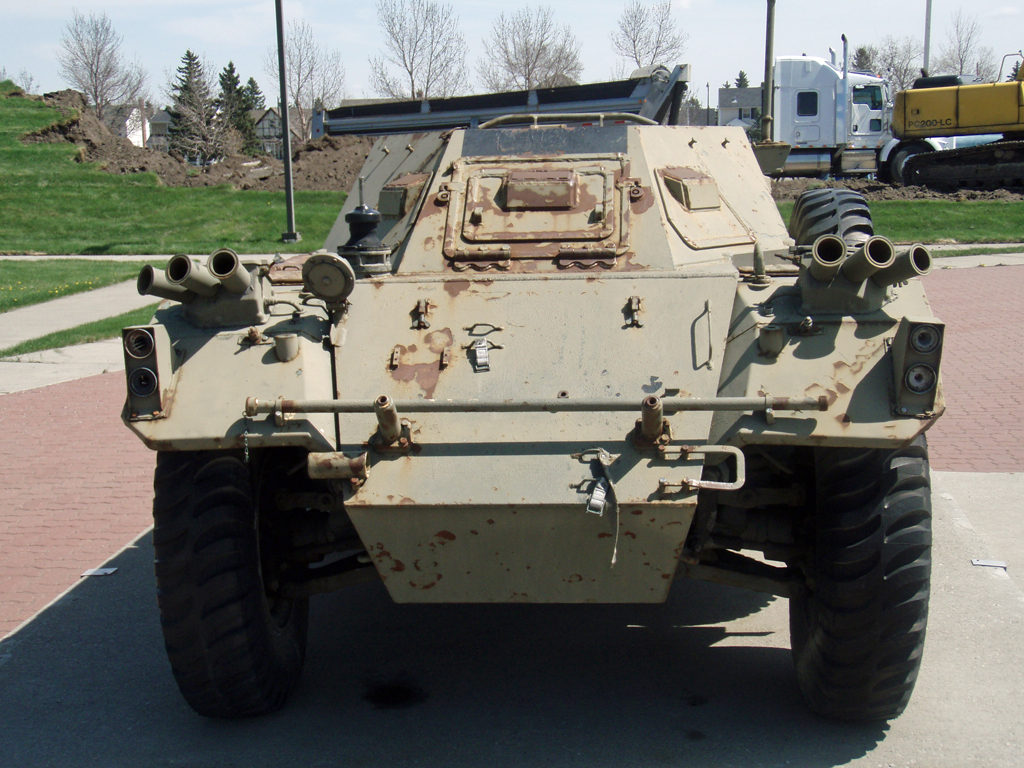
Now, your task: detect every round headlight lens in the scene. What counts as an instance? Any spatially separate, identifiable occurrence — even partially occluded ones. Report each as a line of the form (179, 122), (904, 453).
(124, 328), (155, 360)
(128, 367), (158, 397)
(904, 364), (937, 394)
(910, 324), (941, 354)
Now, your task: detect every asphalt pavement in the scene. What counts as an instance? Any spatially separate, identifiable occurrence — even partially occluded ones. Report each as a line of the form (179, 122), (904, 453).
(0, 470), (1020, 768)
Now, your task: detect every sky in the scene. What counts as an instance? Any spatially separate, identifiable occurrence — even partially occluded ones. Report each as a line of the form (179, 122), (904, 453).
(2, 1), (1021, 108)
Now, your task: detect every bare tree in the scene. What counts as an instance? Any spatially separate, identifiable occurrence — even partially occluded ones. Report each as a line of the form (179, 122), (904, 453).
(265, 19), (345, 139)
(479, 6), (583, 91)
(874, 36), (923, 91)
(611, 0), (687, 70)
(934, 10), (995, 80)
(17, 69), (37, 94)
(369, 0), (467, 99)
(57, 10), (146, 121)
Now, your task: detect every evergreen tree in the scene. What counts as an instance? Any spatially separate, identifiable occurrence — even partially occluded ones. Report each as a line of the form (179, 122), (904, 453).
(218, 62), (261, 156)
(168, 50), (224, 164)
(734, 70), (749, 88)
(242, 77), (266, 110)
(852, 45), (878, 74)
(1009, 60), (1021, 82)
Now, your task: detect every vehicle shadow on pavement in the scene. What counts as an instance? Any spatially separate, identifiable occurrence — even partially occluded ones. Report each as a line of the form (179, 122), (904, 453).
(0, 533), (886, 767)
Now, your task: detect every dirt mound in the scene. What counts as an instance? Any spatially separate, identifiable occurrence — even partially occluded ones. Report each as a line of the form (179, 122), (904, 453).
(771, 177), (1024, 203)
(20, 91), (1024, 203)
(23, 91), (373, 193)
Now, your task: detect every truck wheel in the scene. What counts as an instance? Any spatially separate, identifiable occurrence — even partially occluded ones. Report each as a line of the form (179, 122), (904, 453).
(152, 451), (307, 717)
(789, 436), (931, 721)
(888, 145), (927, 186)
(788, 188), (873, 248)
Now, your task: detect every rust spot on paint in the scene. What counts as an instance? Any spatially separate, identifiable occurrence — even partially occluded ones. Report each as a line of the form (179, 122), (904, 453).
(631, 509), (643, 515)
(597, 532), (613, 539)
(444, 279), (471, 297)
(398, 497), (415, 505)
(630, 186), (655, 213)
(624, 531), (637, 539)
(435, 530), (456, 541)
(391, 560), (406, 572)
(389, 328), (455, 398)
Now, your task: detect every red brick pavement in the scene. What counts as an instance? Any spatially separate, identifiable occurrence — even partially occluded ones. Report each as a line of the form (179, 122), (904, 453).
(0, 266), (1021, 638)
(922, 265), (1024, 473)
(0, 373), (154, 638)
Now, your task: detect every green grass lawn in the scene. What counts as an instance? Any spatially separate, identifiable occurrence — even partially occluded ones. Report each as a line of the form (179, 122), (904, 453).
(775, 199), (1024, 244)
(0, 259), (156, 312)
(0, 88), (345, 255)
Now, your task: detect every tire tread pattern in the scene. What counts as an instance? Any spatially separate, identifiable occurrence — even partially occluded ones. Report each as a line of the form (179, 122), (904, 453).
(790, 436), (931, 720)
(153, 451), (307, 718)
(789, 188), (874, 247)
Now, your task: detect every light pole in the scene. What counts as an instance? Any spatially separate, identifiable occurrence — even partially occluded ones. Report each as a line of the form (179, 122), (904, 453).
(275, 0), (300, 243)
(923, 0), (933, 75)
(706, 82), (710, 125)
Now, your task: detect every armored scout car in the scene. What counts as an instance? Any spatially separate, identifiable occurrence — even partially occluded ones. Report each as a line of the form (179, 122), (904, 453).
(124, 113), (942, 720)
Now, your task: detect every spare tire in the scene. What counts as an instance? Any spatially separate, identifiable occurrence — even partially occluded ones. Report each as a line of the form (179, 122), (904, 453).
(789, 189), (874, 248)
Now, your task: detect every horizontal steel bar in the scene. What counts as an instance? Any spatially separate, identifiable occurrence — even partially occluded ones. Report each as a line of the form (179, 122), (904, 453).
(245, 395), (828, 417)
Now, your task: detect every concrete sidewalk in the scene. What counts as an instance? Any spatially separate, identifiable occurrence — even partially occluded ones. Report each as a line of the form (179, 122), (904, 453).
(0, 279), (158, 350)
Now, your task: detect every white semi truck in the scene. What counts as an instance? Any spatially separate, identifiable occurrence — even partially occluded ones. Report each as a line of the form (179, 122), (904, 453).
(725, 44), (950, 181)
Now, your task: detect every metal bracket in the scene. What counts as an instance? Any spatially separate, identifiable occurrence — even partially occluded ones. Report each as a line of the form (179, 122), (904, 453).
(412, 299), (433, 329)
(465, 338), (504, 372)
(625, 296), (644, 328)
(472, 338), (490, 372)
(586, 478), (609, 516)
(656, 444), (746, 494)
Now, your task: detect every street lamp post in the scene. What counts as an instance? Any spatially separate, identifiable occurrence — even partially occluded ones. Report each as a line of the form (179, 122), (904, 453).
(706, 82), (710, 125)
(923, 0), (933, 75)
(275, 0), (300, 243)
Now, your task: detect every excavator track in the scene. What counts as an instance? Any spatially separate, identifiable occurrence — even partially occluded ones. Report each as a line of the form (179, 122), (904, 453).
(904, 141), (1024, 191)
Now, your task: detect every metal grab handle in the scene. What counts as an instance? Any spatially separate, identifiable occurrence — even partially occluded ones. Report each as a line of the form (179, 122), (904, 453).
(656, 445), (746, 493)
(478, 112), (659, 129)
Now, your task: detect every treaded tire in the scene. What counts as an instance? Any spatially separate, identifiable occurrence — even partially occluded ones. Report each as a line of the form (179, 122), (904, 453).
(788, 188), (874, 247)
(789, 436), (931, 721)
(153, 451), (308, 718)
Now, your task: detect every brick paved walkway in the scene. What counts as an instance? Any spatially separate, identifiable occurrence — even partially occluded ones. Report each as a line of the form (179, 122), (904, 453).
(922, 265), (1024, 473)
(1, 266), (1022, 638)
(0, 373), (153, 638)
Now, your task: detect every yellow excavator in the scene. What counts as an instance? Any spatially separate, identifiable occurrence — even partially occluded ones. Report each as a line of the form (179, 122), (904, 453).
(890, 58), (1024, 188)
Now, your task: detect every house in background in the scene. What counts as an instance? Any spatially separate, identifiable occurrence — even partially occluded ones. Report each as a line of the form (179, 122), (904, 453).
(252, 107), (307, 160)
(717, 86), (762, 128)
(146, 110), (172, 152)
(104, 103), (154, 147)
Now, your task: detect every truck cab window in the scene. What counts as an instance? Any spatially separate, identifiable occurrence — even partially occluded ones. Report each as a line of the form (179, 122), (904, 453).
(796, 91), (818, 117)
(853, 85), (883, 109)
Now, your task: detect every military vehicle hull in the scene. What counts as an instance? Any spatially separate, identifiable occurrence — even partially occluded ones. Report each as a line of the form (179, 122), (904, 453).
(124, 122), (942, 721)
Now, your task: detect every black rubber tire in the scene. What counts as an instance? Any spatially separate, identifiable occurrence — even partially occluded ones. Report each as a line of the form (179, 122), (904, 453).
(153, 451), (308, 718)
(789, 436), (931, 721)
(887, 144), (927, 186)
(788, 188), (874, 248)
